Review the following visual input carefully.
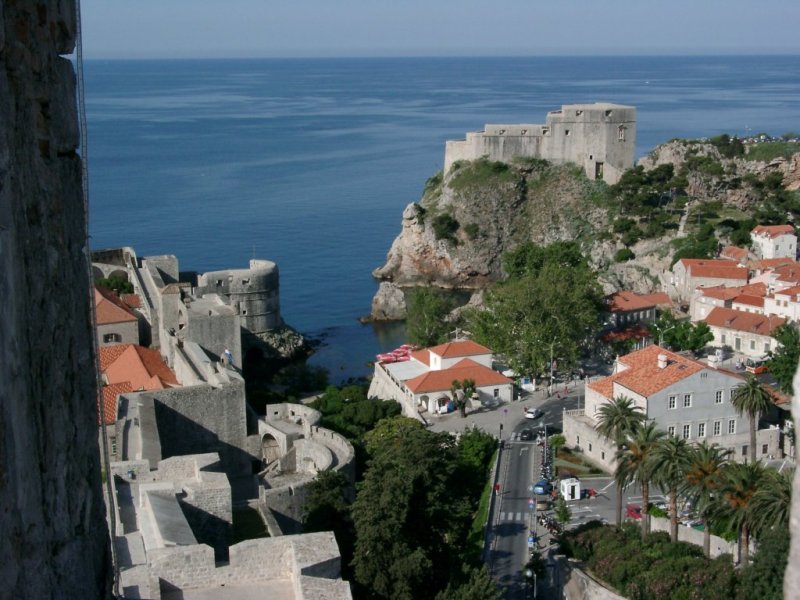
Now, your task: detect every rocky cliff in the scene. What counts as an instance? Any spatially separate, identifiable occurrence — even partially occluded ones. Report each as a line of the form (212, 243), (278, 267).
(0, 2), (111, 597)
(371, 141), (800, 320)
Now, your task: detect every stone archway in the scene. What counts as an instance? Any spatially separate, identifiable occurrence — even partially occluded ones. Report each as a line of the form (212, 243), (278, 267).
(261, 433), (281, 467)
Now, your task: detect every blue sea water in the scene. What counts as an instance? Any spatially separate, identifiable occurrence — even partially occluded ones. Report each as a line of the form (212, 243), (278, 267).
(85, 55), (800, 382)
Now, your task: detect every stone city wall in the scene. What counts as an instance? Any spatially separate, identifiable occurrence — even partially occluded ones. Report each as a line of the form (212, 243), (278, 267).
(649, 517), (740, 561)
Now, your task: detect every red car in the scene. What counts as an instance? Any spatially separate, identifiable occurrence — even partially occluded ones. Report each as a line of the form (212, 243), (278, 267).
(626, 504), (642, 519)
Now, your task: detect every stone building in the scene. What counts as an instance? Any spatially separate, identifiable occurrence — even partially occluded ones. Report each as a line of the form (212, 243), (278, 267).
(562, 345), (782, 471)
(670, 258), (749, 303)
(95, 285), (141, 346)
(704, 307), (785, 358)
(443, 103), (636, 184)
(751, 224), (797, 259)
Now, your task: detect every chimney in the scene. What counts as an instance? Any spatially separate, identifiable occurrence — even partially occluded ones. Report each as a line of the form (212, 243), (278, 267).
(657, 354), (668, 369)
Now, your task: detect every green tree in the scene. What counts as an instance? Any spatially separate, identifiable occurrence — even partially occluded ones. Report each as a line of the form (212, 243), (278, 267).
(549, 434), (566, 460)
(768, 323), (800, 395)
(731, 375), (774, 463)
(649, 435), (691, 543)
(682, 441), (731, 558)
(750, 467), (793, 535)
(717, 461), (766, 567)
(615, 421), (666, 539)
(352, 425), (471, 599)
(363, 416), (425, 456)
(450, 378), (476, 418)
(650, 311), (712, 353)
(555, 495), (572, 525)
(594, 396), (645, 525)
(303, 470), (354, 574)
(435, 565), (500, 600)
(406, 287), (456, 347)
(736, 525), (790, 600)
(467, 259), (602, 378)
(95, 275), (134, 294)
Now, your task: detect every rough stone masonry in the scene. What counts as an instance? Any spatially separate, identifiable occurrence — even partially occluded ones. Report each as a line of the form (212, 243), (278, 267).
(0, 1), (111, 597)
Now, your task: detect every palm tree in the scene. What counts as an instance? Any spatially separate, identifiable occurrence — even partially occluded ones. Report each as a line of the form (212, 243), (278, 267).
(615, 421), (666, 539)
(681, 441), (731, 558)
(750, 467), (794, 534)
(717, 461), (767, 566)
(730, 375), (773, 463)
(649, 435), (691, 543)
(595, 396), (645, 525)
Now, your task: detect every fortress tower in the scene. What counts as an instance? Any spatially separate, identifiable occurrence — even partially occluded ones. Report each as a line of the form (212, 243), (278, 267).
(444, 103), (636, 184)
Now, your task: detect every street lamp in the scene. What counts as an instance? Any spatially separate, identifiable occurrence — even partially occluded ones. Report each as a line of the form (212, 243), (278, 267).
(525, 567), (537, 598)
(658, 324), (677, 348)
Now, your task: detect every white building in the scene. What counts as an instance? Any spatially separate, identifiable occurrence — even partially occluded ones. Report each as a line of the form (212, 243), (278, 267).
(368, 340), (513, 419)
(751, 224), (797, 260)
(764, 284), (800, 322)
(671, 259), (748, 303)
(704, 307), (785, 357)
(562, 345), (781, 471)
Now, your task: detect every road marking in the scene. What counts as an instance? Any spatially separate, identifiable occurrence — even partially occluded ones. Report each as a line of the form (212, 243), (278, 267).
(499, 512), (506, 521)
(519, 447), (529, 456)
(515, 512), (522, 521)
(600, 480), (615, 492)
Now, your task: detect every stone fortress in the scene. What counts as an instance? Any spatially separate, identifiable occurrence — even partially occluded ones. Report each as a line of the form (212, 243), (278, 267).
(444, 102), (637, 184)
(93, 247), (355, 598)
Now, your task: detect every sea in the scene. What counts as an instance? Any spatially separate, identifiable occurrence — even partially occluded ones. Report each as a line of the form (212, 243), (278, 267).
(84, 55), (800, 383)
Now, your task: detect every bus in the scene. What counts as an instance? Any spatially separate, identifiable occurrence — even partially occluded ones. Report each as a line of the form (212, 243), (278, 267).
(745, 356), (769, 375)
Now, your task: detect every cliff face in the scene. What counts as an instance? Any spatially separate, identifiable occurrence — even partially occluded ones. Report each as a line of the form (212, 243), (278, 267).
(0, 2), (111, 597)
(371, 159), (610, 318)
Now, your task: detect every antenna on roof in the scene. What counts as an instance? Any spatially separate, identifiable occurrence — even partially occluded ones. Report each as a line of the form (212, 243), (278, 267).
(251, 244), (256, 260)
(450, 328), (466, 341)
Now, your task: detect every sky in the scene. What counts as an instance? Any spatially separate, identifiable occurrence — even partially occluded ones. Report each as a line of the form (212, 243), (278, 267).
(81, 0), (800, 59)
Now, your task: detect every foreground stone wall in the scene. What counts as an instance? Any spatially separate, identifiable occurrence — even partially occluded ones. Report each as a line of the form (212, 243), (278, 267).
(0, 2), (111, 597)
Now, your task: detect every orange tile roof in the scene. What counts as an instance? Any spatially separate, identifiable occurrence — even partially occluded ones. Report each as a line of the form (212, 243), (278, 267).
(405, 359), (511, 394)
(606, 291), (659, 312)
(100, 382), (132, 425)
(679, 259), (748, 281)
(121, 293), (142, 308)
(732, 295), (764, 308)
(410, 349), (430, 366)
(774, 264), (800, 284)
(94, 286), (138, 325)
(775, 285), (800, 299)
(427, 340), (492, 359)
(101, 344), (178, 390)
(720, 246), (749, 263)
(589, 345), (704, 398)
(704, 307), (785, 336)
(699, 283), (767, 301)
(752, 258), (797, 271)
(752, 224), (795, 238)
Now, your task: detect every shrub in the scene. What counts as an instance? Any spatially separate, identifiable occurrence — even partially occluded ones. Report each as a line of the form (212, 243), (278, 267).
(463, 223), (480, 240)
(615, 248), (635, 262)
(432, 213), (460, 241)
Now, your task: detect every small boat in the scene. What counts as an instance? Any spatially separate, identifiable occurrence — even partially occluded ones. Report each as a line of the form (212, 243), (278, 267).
(376, 353), (396, 363)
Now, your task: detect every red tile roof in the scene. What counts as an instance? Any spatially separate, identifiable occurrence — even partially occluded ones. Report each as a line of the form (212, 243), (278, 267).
(121, 293), (142, 309)
(732, 295), (764, 308)
(405, 358), (511, 394)
(588, 345), (704, 398)
(410, 349), (431, 366)
(94, 286), (138, 325)
(773, 264), (800, 284)
(752, 224), (795, 238)
(720, 246), (749, 263)
(752, 258), (797, 271)
(775, 285), (800, 299)
(100, 382), (132, 425)
(678, 259), (749, 281)
(699, 283), (767, 301)
(607, 291), (663, 312)
(704, 307), (785, 336)
(427, 340), (492, 359)
(100, 344), (178, 390)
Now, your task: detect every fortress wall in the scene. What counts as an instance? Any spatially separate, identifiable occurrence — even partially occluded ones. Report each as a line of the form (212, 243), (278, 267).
(185, 301), (241, 366)
(0, 2), (112, 596)
(151, 381), (255, 478)
(265, 402), (323, 431)
(294, 439), (334, 473)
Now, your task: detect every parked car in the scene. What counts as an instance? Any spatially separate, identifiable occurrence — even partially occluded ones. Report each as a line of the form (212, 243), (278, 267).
(626, 504), (642, 519)
(520, 429), (534, 441)
(533, 480), (552, 495)
(525, 407), (544, 420)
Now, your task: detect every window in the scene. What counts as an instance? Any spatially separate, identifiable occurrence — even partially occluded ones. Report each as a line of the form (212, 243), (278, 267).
(721, 334), (727, 344)
(576, 435), (580, 445)
(542, 126), (550, 136)
(588, 443), (593, 452)
(742, 445), (748, 456)
(493, 388), (499, 398)
(216, 279), (223, 286)
(618, 126), (626, 141)
(698, 423), (706, 437)
(103, 333), (121, 343)
(715, 390), (723, 404)
(601, 451), (605, 460)
(668, 395), (677, 410)
(728, 420), (736, 434)
(683, 394), (692, 408)
(764, 342), (770, 352)
(735, 338), (741, 350)
(605, 109), (613, 117)
(750, 340), (756, 350)
(111, 438), (117, 455)
(668, 426), (676, 437)
(762, 444), (769, 455)
(713, 421), (721, 436)
(682, 424), (691, 439)
(565, 129), (571, 136)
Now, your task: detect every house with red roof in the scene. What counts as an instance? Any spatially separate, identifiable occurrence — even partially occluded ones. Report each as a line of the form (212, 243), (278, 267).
(562, 345), (781, 470)
(764, 285), (800, 322)
(704, 307), (785, 357)
(689, 282), (767, 322)
(94, 285), (140, 347)
(368, 339), (513, 419)
(671, 258), (748, 302)
(719, 245), (750, 265)
(751, 224), (796, 260)
(605, 291), (673, 329)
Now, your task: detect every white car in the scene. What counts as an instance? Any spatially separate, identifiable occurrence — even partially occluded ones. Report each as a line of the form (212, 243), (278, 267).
(525, 407), (543, 420)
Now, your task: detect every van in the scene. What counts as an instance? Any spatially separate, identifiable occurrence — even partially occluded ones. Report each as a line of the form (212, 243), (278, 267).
(745, 355), (769, 375)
